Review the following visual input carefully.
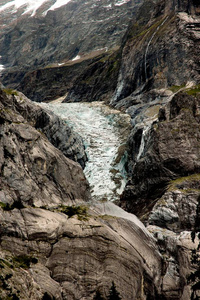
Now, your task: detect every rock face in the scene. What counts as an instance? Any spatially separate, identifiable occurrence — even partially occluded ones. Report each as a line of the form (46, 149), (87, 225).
(1, 0), (200, 298)
(0, 88), (89, 208)
(64, 50), (122, 103)
(0, 86), (166, 300)
(0, 0), (143, 90)
(3, 57), (95, 102)
(0, 205), (163, 300)
(64, 0), (200, 104)
(120, 92), (200, 218)
(110, 0), (200, 104)
(1, 86), (198, 299)
(0, 88), (87, 168)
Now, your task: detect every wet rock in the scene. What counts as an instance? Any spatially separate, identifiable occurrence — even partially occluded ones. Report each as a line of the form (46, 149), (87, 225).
(110, 0), (200, 105)
(120, 92), (200, 220)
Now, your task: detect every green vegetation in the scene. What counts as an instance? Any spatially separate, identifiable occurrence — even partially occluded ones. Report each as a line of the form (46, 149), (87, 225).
(0, 201), (24, 211)
(0, 255), (37, 270)
(126, 15), (171, 43)
(168, 174), (200, 193)
(12, 255), (38, 269)
(185, 84), (200, 97)
(169, 84), (185, 93)
(94, 290), (105, 300)
(93, 282), (121, 300)
(169, 84), (200, 97)
(3, 88), (18, 96)
(0, 258), (13, 269)
(59, 205), (89, 221)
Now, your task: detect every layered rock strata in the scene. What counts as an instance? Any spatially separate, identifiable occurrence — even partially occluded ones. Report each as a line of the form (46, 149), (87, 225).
(0, 88), (89, 208)
(0, 87), (165, 299)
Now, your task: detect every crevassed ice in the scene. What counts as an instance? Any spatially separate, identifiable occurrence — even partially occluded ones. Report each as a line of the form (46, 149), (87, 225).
(42, 101), (130, 202)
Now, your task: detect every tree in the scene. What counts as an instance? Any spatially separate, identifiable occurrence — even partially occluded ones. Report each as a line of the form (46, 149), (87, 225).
(108, 281), (122, 300)
(93, 289), (105, 300)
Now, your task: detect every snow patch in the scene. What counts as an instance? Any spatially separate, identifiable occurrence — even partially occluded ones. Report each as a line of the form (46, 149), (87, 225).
(0, 65), (4, 73)
(72, 55), (81, 61)
(115, 0), (130, 6)
(0, 0), (72, 16)
(48, 0), (71, 11)
(0, 56), (4, 75)
(0, 0), (48, 16)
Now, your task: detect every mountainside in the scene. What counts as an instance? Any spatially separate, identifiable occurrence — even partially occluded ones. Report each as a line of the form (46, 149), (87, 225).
(0, 0), (200, 299)
(0, 85), (199, 300)
(64, 0), (200, 104)
(0, 0), (143, 90)
(0, 87), (166, 299)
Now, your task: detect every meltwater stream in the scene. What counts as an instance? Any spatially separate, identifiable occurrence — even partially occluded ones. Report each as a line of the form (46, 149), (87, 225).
(42, 100), (130, 202)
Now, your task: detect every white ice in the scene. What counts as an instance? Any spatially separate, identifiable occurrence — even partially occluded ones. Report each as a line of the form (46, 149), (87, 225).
(41, 101), (129, 202)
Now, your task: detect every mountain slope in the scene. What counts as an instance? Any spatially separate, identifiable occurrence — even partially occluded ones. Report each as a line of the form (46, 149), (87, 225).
(0, 0), (143, 89)
(0, 86), (164, 300)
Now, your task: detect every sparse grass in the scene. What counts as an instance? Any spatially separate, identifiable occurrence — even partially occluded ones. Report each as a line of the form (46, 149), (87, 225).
(169, 84), (185, 93)
(168, 174), (200, 193)
(59, 205), (89, 221)
(0, 258), (13, 269)
(185, 84), (200, 97)
(12, 255), (38, 269)
(169, 84), (200, 96)
(3, 88), (18, 96)
(0, 201), (24, 211)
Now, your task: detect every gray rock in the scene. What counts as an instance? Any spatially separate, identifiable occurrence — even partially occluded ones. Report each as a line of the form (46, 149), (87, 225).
(120, 92), (200, 219)
(0, 88), (90, 208)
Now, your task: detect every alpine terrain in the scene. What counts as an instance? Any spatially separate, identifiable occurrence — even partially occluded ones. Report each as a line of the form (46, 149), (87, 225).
(0, 0), (200, 299)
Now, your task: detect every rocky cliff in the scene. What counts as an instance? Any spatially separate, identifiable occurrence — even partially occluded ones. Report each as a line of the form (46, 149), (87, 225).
(64, 0), (200, 103)
(0, 0), (200, 298)
(62, 1), (200, 298)
(0, 0), (143, 92)
(0, 87), (175, 299)
(0, 87), (199, 299)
